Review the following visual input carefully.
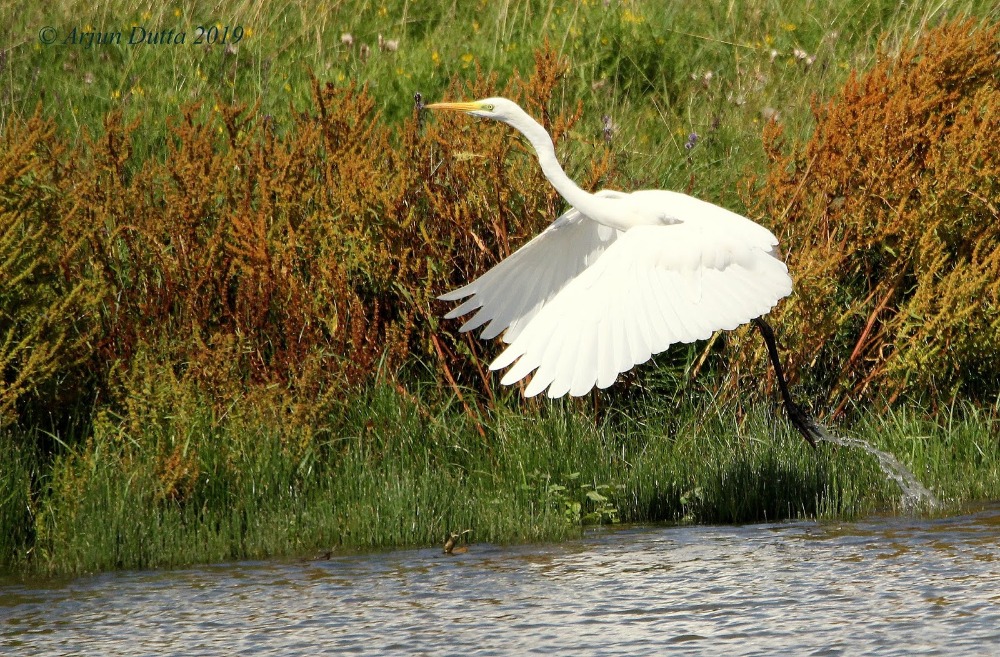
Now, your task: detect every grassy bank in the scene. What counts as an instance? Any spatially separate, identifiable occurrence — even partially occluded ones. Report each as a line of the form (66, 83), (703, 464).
(4, 384), (1000, 576)
(8, 0), (995, 192)
(2, 1), (1000, 577)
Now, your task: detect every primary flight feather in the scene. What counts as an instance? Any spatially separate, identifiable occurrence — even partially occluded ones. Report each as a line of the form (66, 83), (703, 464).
(426, 97), (793, 400)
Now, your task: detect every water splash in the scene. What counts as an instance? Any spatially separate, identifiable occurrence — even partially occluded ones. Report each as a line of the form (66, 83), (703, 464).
(811, 422), (939, 511)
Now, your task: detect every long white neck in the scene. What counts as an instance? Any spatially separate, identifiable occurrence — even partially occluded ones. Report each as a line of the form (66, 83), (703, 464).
(506, 109), (628, 229)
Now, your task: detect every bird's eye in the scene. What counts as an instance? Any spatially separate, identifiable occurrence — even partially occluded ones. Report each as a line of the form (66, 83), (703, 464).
(484, 104), (494, 111)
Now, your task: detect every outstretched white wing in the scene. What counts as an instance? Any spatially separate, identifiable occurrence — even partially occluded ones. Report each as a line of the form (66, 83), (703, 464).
(439, 190), (626, 343)
(489, 219), (793, 397)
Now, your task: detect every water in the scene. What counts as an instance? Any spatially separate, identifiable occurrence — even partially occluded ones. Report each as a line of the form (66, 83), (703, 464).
(3, 505), (999, 656)
(776, 399), (939, 511)
(815, 431), (940, 511)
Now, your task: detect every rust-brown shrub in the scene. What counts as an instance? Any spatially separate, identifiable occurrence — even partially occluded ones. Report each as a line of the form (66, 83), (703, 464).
(744, 19), (1000, 413)
(1, 45), (620, 437)
(0, 113), (99, 427)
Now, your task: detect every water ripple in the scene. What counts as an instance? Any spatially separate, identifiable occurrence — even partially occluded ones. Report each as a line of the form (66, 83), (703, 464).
(3, 504), (999, 656)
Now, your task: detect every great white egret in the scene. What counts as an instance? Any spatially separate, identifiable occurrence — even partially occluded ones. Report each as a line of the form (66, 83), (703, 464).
(426, 97), (823, 446)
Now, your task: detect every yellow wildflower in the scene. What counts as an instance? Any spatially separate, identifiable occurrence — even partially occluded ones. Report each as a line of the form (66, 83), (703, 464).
(622, 9), (645, 24)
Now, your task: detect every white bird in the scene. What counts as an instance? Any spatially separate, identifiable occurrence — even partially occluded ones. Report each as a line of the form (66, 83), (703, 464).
(426, 97), (822, 446)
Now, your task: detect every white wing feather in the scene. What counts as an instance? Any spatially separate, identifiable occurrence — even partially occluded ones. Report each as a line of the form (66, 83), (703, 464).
(491, 218), (792, 398)
(440, 188), (793, 399)
(439, 190), (626, 343)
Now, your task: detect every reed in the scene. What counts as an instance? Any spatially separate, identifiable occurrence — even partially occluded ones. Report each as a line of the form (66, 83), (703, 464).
(2, 1), (999, 577)
(5, 384), (999, 577)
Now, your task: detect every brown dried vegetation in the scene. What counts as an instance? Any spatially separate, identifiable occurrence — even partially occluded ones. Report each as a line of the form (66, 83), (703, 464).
(0, 46), (620, 432)
(6, 21), (998, 438)
(745, 19), (1000, 414)
(0, 114), (99, 427)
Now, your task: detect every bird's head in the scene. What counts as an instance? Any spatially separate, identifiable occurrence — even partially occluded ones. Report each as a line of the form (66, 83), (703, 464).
(424, 97), (522, 124)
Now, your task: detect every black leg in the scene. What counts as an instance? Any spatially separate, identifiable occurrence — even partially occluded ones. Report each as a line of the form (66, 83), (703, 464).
(752, 318), (827, 448)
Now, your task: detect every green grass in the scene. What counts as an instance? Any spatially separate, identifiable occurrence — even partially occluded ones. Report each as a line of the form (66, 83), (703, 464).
(4, 383), (999, 577)
(7, 0), (995, 185)
(3, 0), (1000, 576)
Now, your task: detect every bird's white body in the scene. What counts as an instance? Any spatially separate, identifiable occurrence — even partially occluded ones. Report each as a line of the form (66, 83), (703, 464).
(429, 98), (792, 398)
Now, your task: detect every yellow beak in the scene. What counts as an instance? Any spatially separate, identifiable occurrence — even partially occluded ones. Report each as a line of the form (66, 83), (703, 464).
(424, 101), (482, 112)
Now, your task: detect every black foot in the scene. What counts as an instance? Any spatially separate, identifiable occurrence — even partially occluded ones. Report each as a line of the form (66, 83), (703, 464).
(781, 396), (831, 448)
(752, 318), (827, 449)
